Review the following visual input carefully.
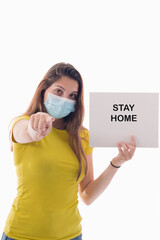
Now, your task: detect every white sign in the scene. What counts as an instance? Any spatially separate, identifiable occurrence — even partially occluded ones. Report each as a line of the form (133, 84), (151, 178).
(89, 92), (159, 148)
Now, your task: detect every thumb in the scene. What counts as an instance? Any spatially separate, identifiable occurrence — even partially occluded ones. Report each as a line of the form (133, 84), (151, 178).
(51, 117), (55, 122)
(49, 116), (55, 123)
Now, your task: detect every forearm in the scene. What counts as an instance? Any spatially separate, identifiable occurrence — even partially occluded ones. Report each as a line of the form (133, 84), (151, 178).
(82, 160), (122, 205)
(81, 137), (136, 206)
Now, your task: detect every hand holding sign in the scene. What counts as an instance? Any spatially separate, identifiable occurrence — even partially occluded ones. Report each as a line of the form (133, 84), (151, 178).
(111, 136), (136, 167)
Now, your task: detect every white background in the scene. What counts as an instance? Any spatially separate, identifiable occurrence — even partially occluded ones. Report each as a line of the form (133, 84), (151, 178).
(0, 1), (160, 239)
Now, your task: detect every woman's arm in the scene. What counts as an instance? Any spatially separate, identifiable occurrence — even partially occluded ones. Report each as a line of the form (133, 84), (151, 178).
(12, 112), (55, 143)
(78, 136), (136, 205)
(13, 119), (34, 143)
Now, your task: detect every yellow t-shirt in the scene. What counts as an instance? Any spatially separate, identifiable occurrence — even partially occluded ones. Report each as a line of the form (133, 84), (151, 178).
(4, 115), (93, 240)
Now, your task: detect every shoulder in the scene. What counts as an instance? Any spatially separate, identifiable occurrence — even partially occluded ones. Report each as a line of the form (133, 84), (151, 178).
(80, 127), (90, 140)
(80, 127), (93, 155)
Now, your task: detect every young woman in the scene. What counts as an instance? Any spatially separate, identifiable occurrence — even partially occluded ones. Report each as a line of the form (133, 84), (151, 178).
(1, 62), (136, 240)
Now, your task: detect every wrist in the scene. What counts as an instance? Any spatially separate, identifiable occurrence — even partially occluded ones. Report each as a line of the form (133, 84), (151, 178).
(111, 157), (125, 167)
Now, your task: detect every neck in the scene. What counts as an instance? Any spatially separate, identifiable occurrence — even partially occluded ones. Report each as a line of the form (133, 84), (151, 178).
(52, 118), (66, 130)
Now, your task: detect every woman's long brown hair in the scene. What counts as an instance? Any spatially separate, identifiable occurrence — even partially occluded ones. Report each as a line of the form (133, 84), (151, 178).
(9, 62), (88, 181)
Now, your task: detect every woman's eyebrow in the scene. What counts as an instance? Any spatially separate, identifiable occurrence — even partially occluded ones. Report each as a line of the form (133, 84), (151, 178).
(55, 85), (65, 90)
(72, 90), (78, 93)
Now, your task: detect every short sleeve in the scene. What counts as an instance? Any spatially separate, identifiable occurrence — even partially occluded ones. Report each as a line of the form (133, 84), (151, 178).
(10, 115), (30, 143)
(81, 128), (94, 155)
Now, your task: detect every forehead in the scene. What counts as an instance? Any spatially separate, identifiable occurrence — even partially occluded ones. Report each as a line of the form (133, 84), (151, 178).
(50, 76), (79, 90)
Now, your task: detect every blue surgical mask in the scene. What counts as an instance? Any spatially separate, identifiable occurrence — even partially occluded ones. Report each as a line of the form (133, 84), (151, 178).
(44, 93), (76, 119)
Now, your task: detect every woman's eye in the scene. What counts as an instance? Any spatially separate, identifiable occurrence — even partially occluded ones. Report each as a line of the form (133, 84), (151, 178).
(71, 94), (77, 99)
(55, 89), (62, 94)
